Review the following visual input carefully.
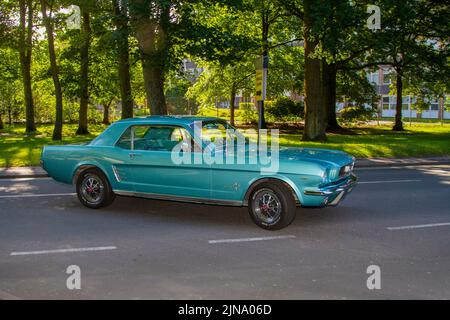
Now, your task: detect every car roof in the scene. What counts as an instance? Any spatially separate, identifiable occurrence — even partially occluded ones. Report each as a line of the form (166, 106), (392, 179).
(115, 115), (224, 126)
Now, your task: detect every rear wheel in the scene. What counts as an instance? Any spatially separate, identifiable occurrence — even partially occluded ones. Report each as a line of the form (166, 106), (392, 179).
(248, 182), (296, 230)
(76, 168), (115, 209)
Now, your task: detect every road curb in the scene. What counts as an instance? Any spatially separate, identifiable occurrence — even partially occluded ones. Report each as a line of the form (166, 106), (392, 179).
(0, 167), (48, 179)
(355, 157), (450, 168)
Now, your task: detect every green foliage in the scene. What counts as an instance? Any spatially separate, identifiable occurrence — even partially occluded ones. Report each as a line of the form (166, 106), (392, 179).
(266, 97), (304, 122)
(411, 97), (432, 114)
(0, 47), (23, 124)
(165, 71), (195, 114)
(186, 60), (254, 110)
(339, 106), (376, 124)
(337, 70), (379, 107)
(239, 102), (257, 124)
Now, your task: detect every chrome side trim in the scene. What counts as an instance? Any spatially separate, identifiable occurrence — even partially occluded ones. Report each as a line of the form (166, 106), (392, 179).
(304, 190), (334, 196)
(113, 190), (243, 206)
(111, 165), (121, 182)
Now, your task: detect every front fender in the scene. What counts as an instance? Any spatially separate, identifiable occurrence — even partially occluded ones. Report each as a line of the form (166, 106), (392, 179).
(243, 174), (304, 205)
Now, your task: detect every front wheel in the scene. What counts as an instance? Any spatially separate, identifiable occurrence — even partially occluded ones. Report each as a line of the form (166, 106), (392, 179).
(248, 182), (297, 230)
(76, 168), (115, 209)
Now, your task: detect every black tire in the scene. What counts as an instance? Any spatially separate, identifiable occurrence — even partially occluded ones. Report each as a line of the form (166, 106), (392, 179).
(248, 181), (296, 230)
(76, 168), (115, 209)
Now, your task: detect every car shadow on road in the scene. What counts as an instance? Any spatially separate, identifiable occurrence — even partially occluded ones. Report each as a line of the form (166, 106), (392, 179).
(90, 194), (361, 232)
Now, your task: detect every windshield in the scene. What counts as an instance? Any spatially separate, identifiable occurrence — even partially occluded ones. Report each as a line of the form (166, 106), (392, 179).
(191, 120), (246, 147)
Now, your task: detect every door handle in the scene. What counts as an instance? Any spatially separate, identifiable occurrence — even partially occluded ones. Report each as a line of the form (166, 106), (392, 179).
(129, 153), (142, 159)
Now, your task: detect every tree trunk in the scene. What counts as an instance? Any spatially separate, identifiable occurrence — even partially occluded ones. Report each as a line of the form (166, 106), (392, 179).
(18, 0), (36, 133)
(142, 64), (167, 115)
(259, 12), (269, 129)
(302, 0), (327, 141)
(41, 0), (63, 141)
(229, 83), (237, 126)
(0, 113), (3, 130)
(7, 105), (12, 125)
(102, 100), (112, 125)
(393, 67), (404, 131)
(76, 8), (91, 135)
(324, 63), (342, 132)
(131, 1), (168, 115)
(112, 0), (133, 119)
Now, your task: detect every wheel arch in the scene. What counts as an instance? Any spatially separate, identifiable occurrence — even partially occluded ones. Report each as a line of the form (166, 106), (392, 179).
(243, 176), (302, 206)
(72, 163), (109, 185)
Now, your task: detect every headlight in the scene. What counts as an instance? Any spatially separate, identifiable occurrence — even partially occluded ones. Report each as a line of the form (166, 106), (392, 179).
(321, 168), (330, 184)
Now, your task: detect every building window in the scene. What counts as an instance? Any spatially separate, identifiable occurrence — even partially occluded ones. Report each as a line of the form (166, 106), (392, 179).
(389, 96), (396, 110)
(368, 72), (378, 85)
(402, 96), (410, 110)
(382, 69), (392, 84)
(382, 96), (390, 110)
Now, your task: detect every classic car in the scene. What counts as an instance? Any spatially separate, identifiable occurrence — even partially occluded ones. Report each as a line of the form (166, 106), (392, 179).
(41, 116), (357, 230)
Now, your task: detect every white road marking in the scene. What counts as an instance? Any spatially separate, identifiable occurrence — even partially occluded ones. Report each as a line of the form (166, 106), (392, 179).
(359, 179), (422, 184)
(387, 222), (450, 231)
(10, 246), (117, 256)
(0, 193), (76, 199)
(208, 235), (296, 244)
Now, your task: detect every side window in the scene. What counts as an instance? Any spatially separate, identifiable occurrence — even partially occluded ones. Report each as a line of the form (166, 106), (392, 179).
(116, 125), (196, 152)
(170, 128), (185, 142)
(116, 125), (150, 150)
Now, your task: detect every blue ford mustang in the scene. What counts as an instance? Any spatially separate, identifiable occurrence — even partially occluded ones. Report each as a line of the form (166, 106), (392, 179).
(41, 116), (356, 230)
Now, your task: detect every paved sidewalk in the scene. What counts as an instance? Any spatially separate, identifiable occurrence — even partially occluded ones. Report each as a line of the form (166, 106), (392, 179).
(0, 166), (48, 179)
(0, 156), (449, 179)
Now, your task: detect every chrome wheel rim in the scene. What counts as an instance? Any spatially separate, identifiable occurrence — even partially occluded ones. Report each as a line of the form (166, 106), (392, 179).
(80, 174), (104, 205)
(252, 189), (282, 225)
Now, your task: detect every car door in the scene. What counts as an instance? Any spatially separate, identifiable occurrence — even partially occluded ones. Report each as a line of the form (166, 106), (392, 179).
(116, 124), (211, 200)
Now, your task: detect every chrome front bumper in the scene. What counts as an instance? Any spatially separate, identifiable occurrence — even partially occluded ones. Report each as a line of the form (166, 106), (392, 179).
(303, 173), (357, 207)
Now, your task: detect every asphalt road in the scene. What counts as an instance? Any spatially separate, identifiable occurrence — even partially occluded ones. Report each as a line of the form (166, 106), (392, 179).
(0, 165), (449, 299)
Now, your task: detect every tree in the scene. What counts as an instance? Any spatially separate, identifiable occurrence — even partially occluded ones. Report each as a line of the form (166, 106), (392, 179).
(90, 35), (120, 126)
(302, 0), (327, 141)
(41, 0), (64, 140)
(128, 0), (169, 115)
(18, 0), (36, 133)
(112, 0), (133, 119)
(365, 0), (450, 131)
(76, 4), (92, 134)
(127, 1), (254, 116)
(187, 61), (254, 125)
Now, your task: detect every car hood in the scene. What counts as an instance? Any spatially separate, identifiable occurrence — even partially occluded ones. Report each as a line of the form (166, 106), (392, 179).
(277, 147), (355, 167)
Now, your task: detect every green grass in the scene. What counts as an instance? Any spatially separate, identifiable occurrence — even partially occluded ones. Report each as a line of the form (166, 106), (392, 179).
(276, 123), (450, 158)
(0, 122), (449, 167)
(0, 124), (106, 167)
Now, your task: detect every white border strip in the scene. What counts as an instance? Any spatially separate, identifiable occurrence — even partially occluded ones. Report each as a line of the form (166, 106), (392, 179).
(387, 222), (450, 231)
(208, 235), (296, 244)
(0, 193), (76, 199)
(359, 179), (421, 184)
(10, 246), (117, 256)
